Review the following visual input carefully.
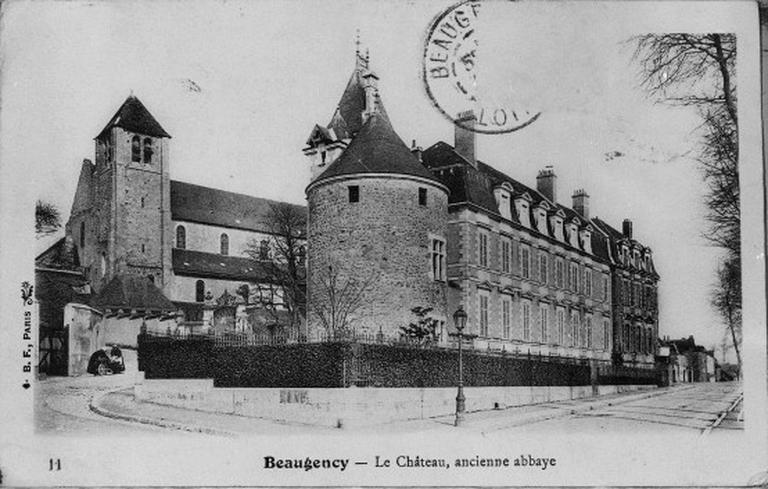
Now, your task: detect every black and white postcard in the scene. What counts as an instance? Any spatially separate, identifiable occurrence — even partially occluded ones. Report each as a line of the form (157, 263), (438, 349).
(0, 0), (766, 486)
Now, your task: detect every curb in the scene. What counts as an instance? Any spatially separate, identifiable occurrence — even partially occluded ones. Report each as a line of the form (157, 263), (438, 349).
(701, 391), (743, 435)
(88, 389), (235, 437)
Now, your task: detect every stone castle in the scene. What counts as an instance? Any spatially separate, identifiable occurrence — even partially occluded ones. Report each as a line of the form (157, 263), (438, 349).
(38, 47), (659, 375)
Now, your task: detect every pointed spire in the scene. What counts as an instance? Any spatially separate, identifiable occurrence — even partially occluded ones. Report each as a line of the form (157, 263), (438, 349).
(354, 30), (368, 70)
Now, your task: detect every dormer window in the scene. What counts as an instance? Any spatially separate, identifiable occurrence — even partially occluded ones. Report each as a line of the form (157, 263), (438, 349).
(494, 183), (513, 220)
(550, 211), (565, 242)
(567, 221), (580, 248)
(579, 227), (593, 254)
(514, 193), (532, 228)
(143, 138), (153, 164)
(534, 205), (548, 235)
(131, 135), (141, 162)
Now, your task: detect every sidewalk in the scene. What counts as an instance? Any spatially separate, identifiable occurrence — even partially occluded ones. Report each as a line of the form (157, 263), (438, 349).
(90, 383), (697, 436)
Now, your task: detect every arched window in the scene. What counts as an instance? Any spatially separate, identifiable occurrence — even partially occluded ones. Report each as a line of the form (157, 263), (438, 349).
(176, 225), (186, 249)
(259, 239), (270, 260)
(100, 253), (106, 276)
(220, 233), (229, 255)
(131, 135), (141, 162)
(143, 138), (153, 164)
(79, 221), (85, 248)
(297, 245), (306, 265)
(195, 280), (205, 302)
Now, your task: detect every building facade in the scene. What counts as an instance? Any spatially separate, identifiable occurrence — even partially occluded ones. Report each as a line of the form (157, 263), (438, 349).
(304, 51), (659, 366)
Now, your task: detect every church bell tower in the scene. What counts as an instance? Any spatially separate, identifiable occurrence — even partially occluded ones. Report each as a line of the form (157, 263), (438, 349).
(88, 95), (173, 291)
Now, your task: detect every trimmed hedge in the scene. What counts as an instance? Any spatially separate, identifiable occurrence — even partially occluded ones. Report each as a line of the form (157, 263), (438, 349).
(138, 334), (603, 387)
(354, 343), (590, 387)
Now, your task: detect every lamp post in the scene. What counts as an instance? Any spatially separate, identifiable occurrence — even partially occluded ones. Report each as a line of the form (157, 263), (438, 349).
(450, 306), (469, 426)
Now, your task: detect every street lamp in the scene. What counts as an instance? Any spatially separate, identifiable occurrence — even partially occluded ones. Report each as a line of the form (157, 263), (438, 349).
(452, 306), (468, 426)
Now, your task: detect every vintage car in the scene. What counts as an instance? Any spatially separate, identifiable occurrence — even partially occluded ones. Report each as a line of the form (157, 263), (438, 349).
(87, 346), (125, 375)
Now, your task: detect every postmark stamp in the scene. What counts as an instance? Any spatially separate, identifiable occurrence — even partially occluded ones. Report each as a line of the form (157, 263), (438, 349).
(422, 0), (541, 134)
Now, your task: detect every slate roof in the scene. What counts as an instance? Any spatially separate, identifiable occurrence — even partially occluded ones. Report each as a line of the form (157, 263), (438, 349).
(172, 248), (269, 282)
(96, 95), (171, 140)
(422, 141), (633, 261)
(592, 217), (658, 276)
(312, 113), (440, 185)
(171, 180), (306, 233)
(36, 268), (91, 329)
(91, 274), (176, 312)
(36, 237), (80, 271)
(327, 66), (388, 140)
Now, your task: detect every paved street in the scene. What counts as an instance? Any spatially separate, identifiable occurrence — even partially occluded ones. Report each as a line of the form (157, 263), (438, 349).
(452, 382), (743, 436)
(36, 350), (167, 434)
(37, 353), (742, 436)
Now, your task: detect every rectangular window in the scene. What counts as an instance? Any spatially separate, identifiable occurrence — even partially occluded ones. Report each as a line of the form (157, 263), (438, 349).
(556, 308), (565, 345)
(603, 275), (609, 301)
(569, 262), (578, 291)
(585, 316), (592, 349)
(522, 301), (531, 341)
(603, 320), (610, 350)
(539, 253), (548, 285)
(521, 245), (531, 279)
(431, 238), (446, 281)
(570, 311), (579, 347)
(478, 229), (488, 268)
(540, 304), (549, 343)
(479, 293), (489, 337)
(502, 298), (511, 339)
(623, 324), (630, 351)
(501, 237), (511, 274)
(556, 259), (564, 288)
(418, 187), (427, 206)
(348, 185), (359, 203)
(585, 268), (592, 297)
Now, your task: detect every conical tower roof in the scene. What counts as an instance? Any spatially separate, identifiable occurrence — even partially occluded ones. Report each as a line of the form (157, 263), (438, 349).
(312, 113), (440, 186)
(327, 60), (388, 139)
(96, 95), (171, 140)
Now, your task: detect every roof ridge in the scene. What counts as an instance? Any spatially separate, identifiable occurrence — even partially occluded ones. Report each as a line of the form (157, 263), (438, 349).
(171, 180), (305, 209)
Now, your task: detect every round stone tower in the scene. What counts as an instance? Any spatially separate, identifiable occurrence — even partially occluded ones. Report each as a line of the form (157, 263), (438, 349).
(306, 113), (449, 339)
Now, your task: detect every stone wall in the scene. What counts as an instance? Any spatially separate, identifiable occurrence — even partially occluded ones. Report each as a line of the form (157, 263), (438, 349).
(135, 376), (656, 429)
(307, 175), (449, 336)
(171, 220), (272, 258)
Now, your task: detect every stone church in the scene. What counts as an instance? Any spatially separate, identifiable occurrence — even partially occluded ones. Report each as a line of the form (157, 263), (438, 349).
(37, 94), (305, 373)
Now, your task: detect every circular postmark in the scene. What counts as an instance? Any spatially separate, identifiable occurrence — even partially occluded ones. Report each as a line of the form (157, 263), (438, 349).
(422, 0), (541, 134)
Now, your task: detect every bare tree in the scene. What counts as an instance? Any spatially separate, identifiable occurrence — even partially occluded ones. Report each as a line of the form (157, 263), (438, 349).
(309, 264), (379, 337)
(631, 34), (736, 124)
(244, 202), (307, 332)
(630, 33), (740, 372)
(36, 200), (61, 237)
(712, 257), (741, 378)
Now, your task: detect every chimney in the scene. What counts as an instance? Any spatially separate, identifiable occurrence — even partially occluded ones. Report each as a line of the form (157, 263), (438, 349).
(362, 71), (379, 122)
(536, 166), (557, 203)
(622, 219), (633, 239)
(454, 110), (476, 167)
(410, 139), (423, 162)
(572, 189), (590, 219)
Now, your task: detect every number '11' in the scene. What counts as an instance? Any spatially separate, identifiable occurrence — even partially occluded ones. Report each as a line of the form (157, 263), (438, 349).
(49, 458), (61, 471)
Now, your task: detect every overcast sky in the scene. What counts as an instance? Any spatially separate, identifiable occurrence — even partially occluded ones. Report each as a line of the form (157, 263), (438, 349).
(3, 0), (755, 355)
